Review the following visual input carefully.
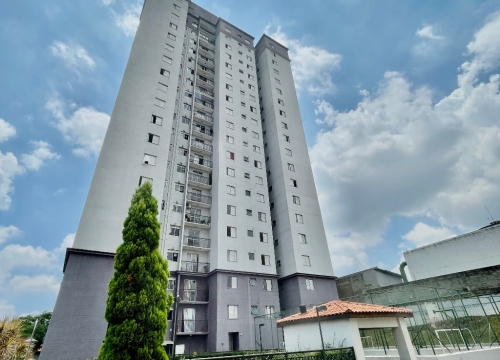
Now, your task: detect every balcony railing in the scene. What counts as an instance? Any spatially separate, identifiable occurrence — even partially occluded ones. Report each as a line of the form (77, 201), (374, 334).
(193, 112), (214, 124)
(198, 54), (215, 65)
(198, 64), (215, 75)
(176, 319), (208, 334)
(189, 156), (213, 168)
(187, 192), (212, 205)
(185, 214), (211, 226)
(195, 86), (214, 98)
(180, 261), (210, 273)
(197, 75), (215, 86)
(194, 98), (214, 109)
(199, 44), (215, 55)
(191, 141), (213, 153)
(183, 235), (211, 249)
(199, 33), (215, 46)
(180, 289), (209, 302)
(188, 172), (211, 186)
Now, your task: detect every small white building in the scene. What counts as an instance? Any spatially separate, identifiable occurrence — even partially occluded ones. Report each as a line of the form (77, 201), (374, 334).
(277, 300), (416, 360)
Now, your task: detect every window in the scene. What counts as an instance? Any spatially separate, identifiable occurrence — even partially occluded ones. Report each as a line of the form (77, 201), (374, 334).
(256, 176), (263, 185)
(239, 69), (244, 74)
(227, 227), (237, 238)
(167, 251), (178, 262)
(226, 151), (235, 160)
(148, 133), (160, 145)
(169, 226), (180, 236)
(251, 118), (258, 125)
(263, 279), (273, 290)
(139, 175), (152, 186)
(284, 135), (290, 142)
(253, 145), (261, 154)
(254, 160), (262, 169)
(225, 73), (233, 80)
(226, 44), (232, 50)
(248, 74), (254, 80)
(286, 148), (292, 156)
(261, 255), (270, 266)
(303, 255), (311, 266)
(227, 185), (236, 195)
(260, 232), (268, 243)
(171, 12), (179, 19)
(168, 32), (176, 40)
(242, 114), (247, 120)
(306, 279), (315, 290)
(143, 154), (157, 165)
(227, 276), (238, 289)
(171, 203), (182, 212)
(226, 121), (234, 129)
(258, 212), (266, 222)
(154, 98), (166, 108)
(274, 238), (278, 246)
(160, 68), (170, 77)
(280, 110), (286, 117)
(245, 39), (251, 45)
(241, 102), (246, 107)
(247, 229), (254, 237)
(227, 250), (237, 262)
(227, 205), (236, 216)
(299, 233), (307, 244)
(251, 305), (259, 315)
(175, 182), (185, 192)
(228, 305), (238, 319)
(182, 116), (190, 124)
(276, 88), (282, 95)
(243, 141), (248, 147)
(252, 131), (259, 139)
(170, 22), (178, 30)
(272, 60), (278, 65)
(240, 79), (244, 84)
(246, 209), (253, 216)
(245, 190), (251, 196)
(168, 278), (176, 290)
(225, 62), (232, 70)
(226, 108), (234, 115)
(296, 214), (304, 223)
(244, 172), (250, 179)
(247, 55), (252, 61)
(249, 278), (257, 286)
(250, 106), (257, 113)
(226, 95), (233, 103)
(278, 99), (284, 106)
(243, 156), (249, 162)
(163, 55), (173, 64)
(183, 103), (191, 110)
(226, 53), (232, 59)
(293, 195), (301, 205)
(257, 193), (265, 203)
(290, 179), (298, 187)
(276, 260), (281, 267)
(288, 163), (295, 171)
(227, 167), (235, 177)
(225, 27), (231, 33)
(248, 84), (255, 90)
(247, 64), (253, 71)
(178, 147), (188, 156)
(273, 69), (279, 75)
(173, 3), (181, 10)
(242, 127), (247, 133)
(226, 135), (234, 144)
(226, 83), (233, 91)
(165, 44), (174, 52)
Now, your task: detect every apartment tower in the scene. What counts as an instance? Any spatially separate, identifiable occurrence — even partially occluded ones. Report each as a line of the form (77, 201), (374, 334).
(41, 1), (337, 359)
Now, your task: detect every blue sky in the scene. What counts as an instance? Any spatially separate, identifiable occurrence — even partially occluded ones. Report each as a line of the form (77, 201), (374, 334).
(1, 0), (500, 315)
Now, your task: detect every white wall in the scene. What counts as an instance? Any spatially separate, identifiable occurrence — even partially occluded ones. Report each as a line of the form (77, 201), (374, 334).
(404, 224), (500, 280)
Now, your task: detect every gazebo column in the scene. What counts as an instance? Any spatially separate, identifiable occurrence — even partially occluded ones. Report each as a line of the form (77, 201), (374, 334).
(347, 319), (366, 360)
(392, 317), (417, 360)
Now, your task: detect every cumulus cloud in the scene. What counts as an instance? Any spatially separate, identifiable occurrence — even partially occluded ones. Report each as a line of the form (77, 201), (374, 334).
(20, 141), (60, 171)
(264, 24), (342, 96)
(46, 96), (110, 157)
(8, 275), (60, 294)
(0, 226), (22, 245)
(114, 3), (142, 37)
(413, 24), (445, 56)
(0, 299), (15, 316)
(58, 233), (75, 252)
(402, 223), (456, 248)
(0, 151), (24, 211)
(0, 119), (16, 143)
(311, 13), (500, 274)
(50, 41), (96, 74)
(416, 25), (444, 40)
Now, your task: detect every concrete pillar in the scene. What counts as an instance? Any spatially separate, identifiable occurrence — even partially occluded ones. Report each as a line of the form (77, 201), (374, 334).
(392, 317), (417, 360)
(348, 319), (366, 360)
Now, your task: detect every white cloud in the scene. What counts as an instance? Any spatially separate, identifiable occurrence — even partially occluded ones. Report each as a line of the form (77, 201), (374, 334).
(0, 226), (22, 245)
(264, 24), (342, 96)
(0, 119), (16, 143)
(100, 0), (115, 5)
(8, 275), (60, 294)
(416, 25), (444, 40)
(114, 3), (142, 37)
(0, 151), (24, 211)
(20, 141), (60, 171)
(402, 222), (456, 248)
(58, 233), (75, 252)
(46, 97), (110, 157)
(310, 13), (500, 274)
(53, 188), (67, 196)
(0, 299), (15, 316)
(50, 41), (96, 73)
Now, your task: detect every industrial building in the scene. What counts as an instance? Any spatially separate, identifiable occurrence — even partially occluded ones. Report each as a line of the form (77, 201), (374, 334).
(40, 1), (338, 359)
(336, 267), (403, 299)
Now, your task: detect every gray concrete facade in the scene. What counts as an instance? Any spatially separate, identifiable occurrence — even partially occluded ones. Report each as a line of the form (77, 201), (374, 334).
(336, 267), (403, 299)
(278, 275), (338, 311)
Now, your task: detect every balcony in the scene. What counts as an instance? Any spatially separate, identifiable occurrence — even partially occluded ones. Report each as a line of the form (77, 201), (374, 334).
(192, 125), (213, 140)
(186, 192), (212, 208)
(183, 235), (211, 250)
(198, 54), (215, 68)
(189, 155), (212, 171)
(195, 86), (214, 99)
(194, 97), (214, 113)
(180, 289), (209, 303)
(180, 261), (210, 273)
(193, 111), (213, 126)
(175, 319), (208, 335)
(196, 74), (215, 90)
(197, 64), (215, 79)
(198, 44), (215, 59)
(199, 33), (215, 48)
(185, 214), (211, 228)
(190, 140), (213, 155)
(188, 172), (211, 190)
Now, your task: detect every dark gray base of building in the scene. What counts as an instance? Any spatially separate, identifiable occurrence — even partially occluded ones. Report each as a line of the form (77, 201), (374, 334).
(40, 248), (115, 360)
(278, 274), (338, 311)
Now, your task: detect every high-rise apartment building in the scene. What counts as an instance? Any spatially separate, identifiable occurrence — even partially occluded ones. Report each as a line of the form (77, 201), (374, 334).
(41, 1), (338, 359)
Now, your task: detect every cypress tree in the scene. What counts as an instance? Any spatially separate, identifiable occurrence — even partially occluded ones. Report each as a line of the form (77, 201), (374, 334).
(99, 182), (173, 360)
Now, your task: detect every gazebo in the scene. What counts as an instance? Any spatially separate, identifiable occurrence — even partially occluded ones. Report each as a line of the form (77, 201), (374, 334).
(277, 300), (416, 360)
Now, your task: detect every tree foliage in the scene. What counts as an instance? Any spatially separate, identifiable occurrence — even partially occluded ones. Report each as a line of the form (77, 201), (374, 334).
(19, 311), (51, 351)
(99, 182), (173, 360)
(0, 316), (32, 360)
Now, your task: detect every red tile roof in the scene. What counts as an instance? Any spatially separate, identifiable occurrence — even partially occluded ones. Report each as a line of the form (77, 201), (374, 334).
(277, 300), (413, 324)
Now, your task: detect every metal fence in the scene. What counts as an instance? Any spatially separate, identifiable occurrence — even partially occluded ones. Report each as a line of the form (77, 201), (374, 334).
(175, 348), (356, 360)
